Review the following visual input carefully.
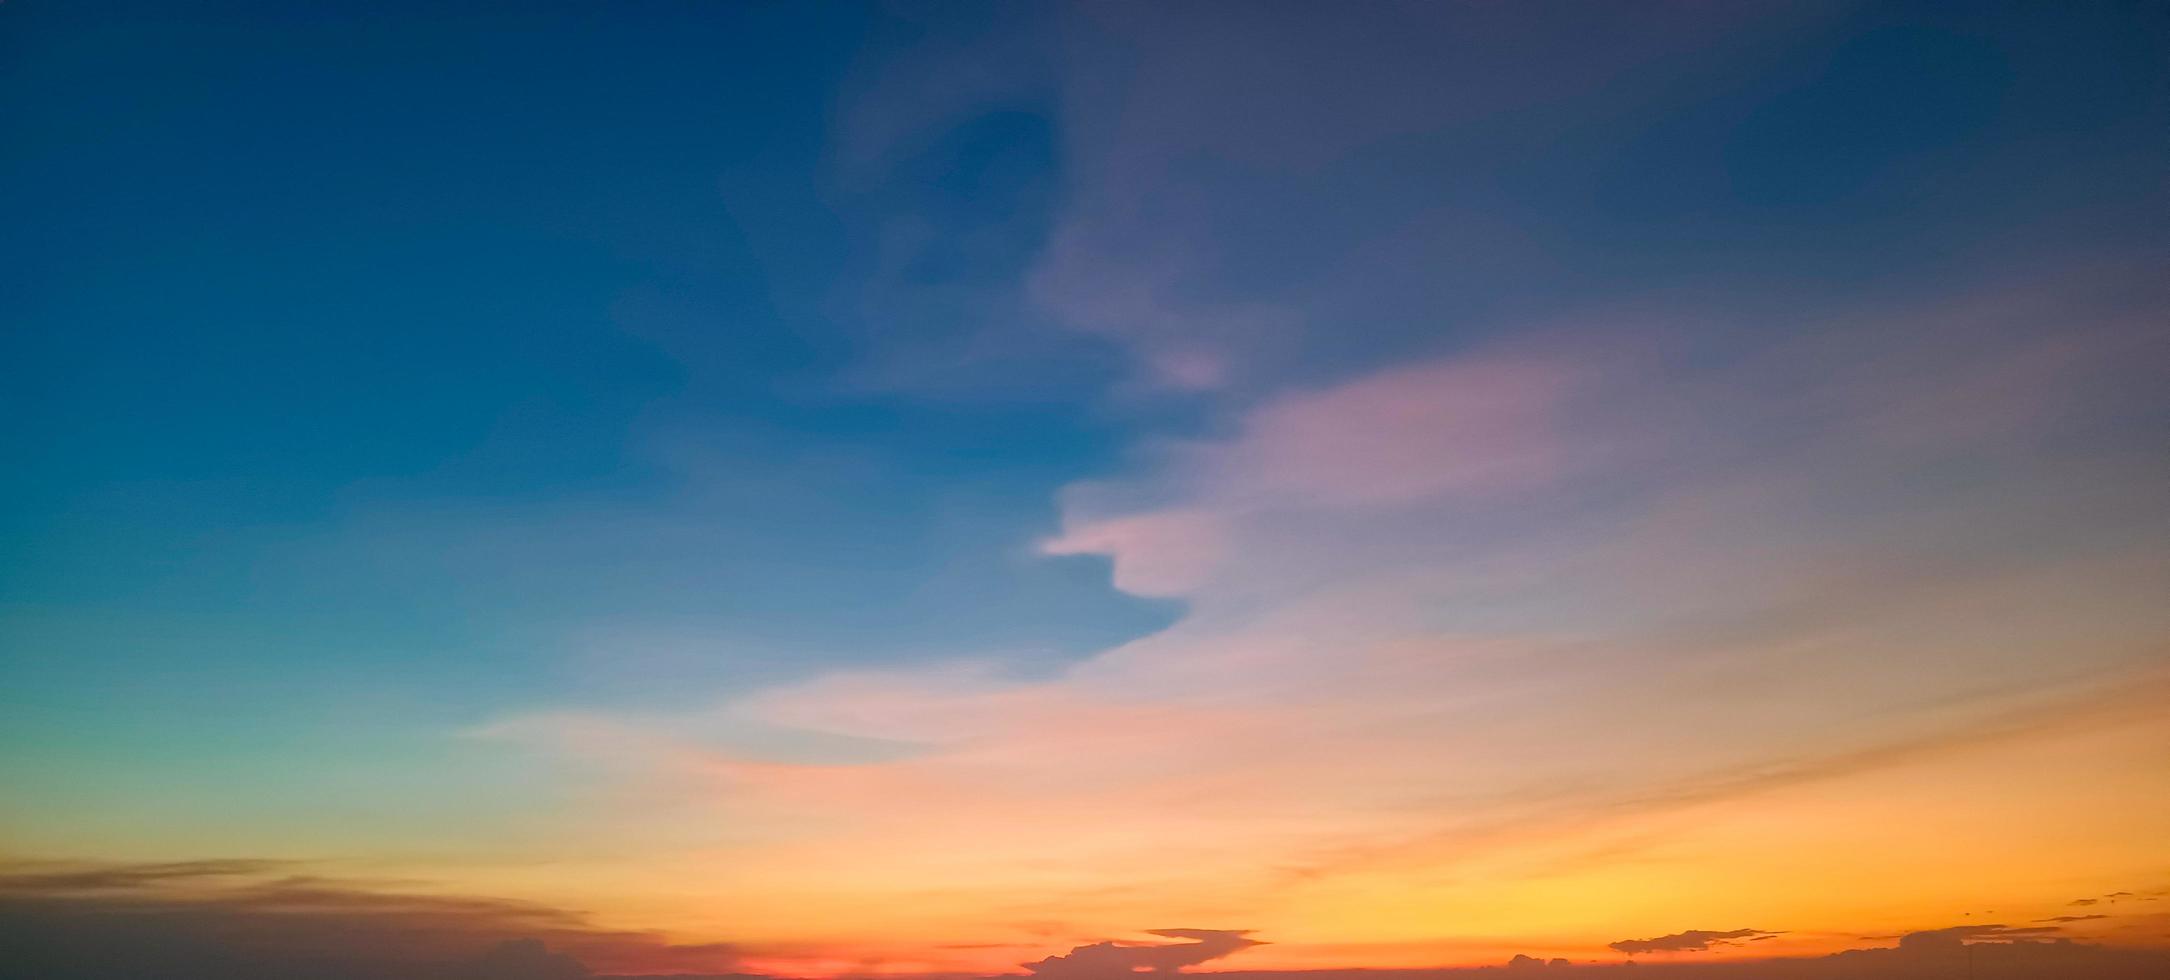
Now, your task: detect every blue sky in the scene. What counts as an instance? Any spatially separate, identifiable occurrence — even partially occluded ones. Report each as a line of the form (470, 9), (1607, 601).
(3, 3), (2168, 975)
(7, 5), (1163, 713)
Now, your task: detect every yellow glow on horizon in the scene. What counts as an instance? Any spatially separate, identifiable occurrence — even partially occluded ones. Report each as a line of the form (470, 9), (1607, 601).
(378, 679), (2170, 975)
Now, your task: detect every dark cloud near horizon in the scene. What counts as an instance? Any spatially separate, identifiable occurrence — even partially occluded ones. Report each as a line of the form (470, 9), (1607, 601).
(2066, 889), (2152, 907)
(1184, 938), (2170, 980)
(8, 866), (2170, 980)
(0, 860), (736, 980)
(1608, 929), (1780, 955)
(0, 858), (291, 891)
(1022, 929), (1263, 976)
(1897, 924), (2064, 948)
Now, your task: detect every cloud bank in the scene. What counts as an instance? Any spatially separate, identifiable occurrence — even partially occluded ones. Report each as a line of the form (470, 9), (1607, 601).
(1608, 929), (1780, 955)
(0, 860), (738, 979)
(1024, 929), (1264, 976)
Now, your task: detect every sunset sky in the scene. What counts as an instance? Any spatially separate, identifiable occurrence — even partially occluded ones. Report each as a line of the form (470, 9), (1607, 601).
(5, 2), (2169, 978)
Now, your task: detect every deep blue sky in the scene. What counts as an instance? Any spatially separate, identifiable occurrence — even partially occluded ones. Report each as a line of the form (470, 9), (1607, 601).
(6, 4), (1165, 715)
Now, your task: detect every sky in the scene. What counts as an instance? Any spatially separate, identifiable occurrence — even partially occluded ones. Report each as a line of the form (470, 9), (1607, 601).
(3, 1), (2169, 978)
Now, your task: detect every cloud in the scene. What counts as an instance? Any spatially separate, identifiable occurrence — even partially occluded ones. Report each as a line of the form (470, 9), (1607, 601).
(2040, 915), (2109, 923)
(0, 859), (290, 891)
(469, 938), (592, 980)
(822, 1), (1824, 399)
(1005, 3), (1797, 394)
(1027, 939), (2170, 980)
(1024, 929), (1264, 976)
(0, 860), (739, 979)
(1608, 929), (1780, 955)
(1038, 349), (1589, 598)
(1041, 508), (1229, 598)
(1897, 925), (2064, 948)
(1165, 354), (1581, 509)
(1788, 937), (2169, 979)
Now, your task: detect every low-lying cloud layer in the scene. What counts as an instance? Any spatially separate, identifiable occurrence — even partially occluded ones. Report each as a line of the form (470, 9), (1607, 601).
(1895, 924), (2063, 948)
(0, 860), (737, 979)
(1024, 929), (1264, 976)
(1607, 929), (1780, 955)
(7, 862), (2168, 980)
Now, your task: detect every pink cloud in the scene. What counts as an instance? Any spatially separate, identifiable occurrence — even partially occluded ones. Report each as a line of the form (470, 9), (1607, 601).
(1214, 356), (1576, 508)
(1043, 510), (1228, 598)
(1040, 348), (1595, 601)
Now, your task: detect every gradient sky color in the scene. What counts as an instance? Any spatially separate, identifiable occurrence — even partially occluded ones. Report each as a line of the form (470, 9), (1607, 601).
(5, 2), (2169, 978)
